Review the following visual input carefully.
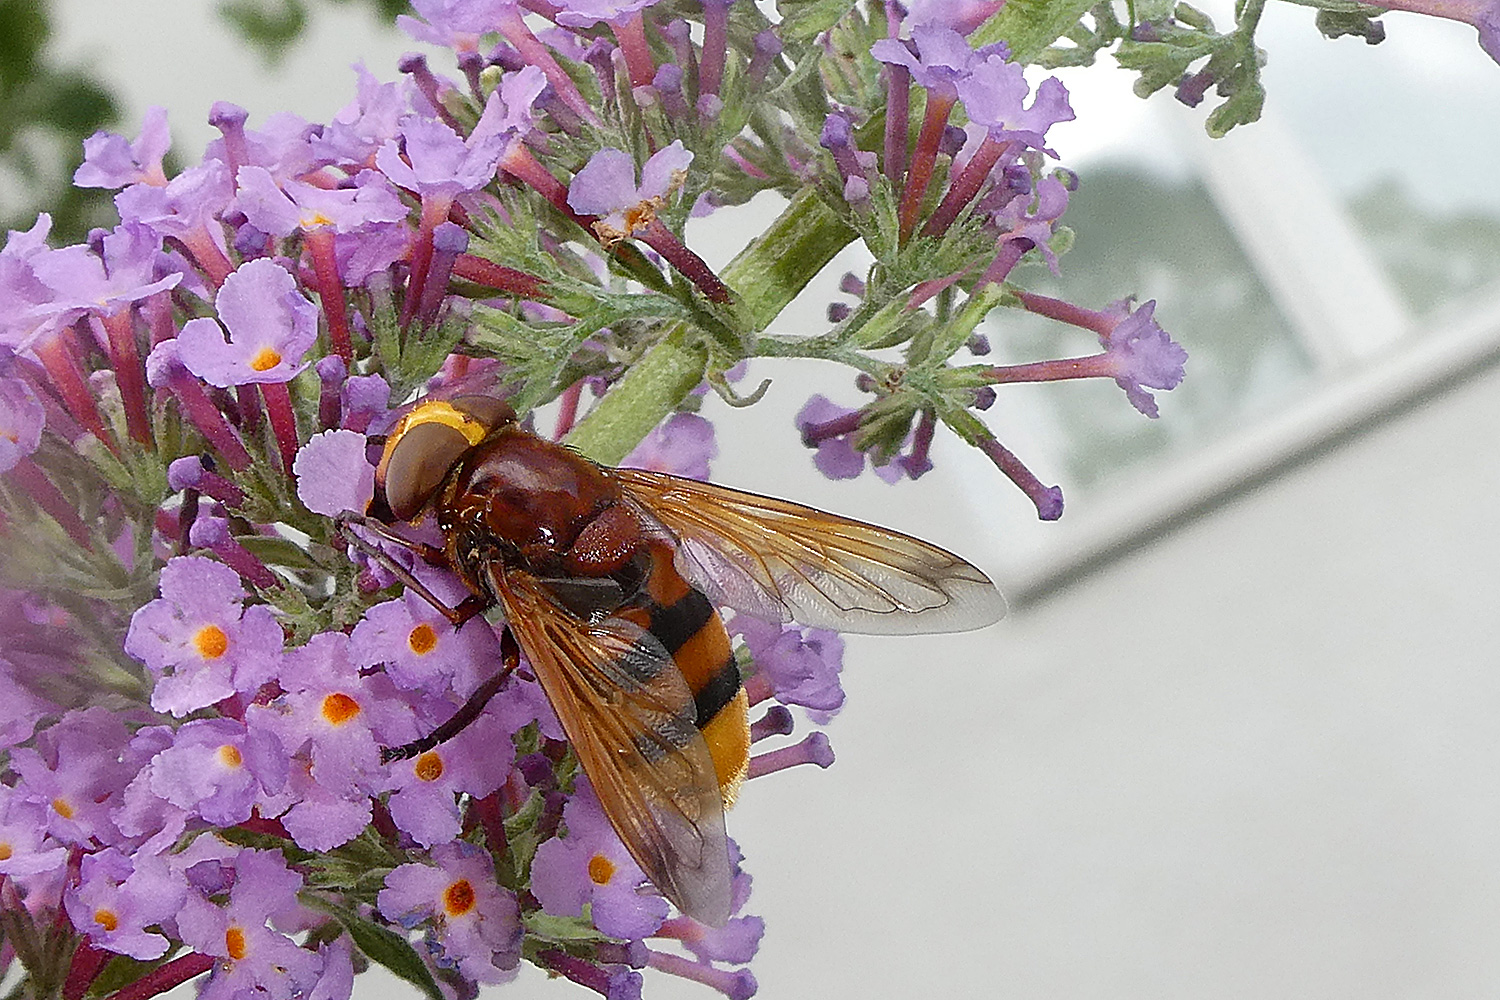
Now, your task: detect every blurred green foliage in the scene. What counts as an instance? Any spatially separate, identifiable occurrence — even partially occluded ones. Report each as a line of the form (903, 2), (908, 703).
(0, 0), (118, 243)
(0, 0), (402, 244)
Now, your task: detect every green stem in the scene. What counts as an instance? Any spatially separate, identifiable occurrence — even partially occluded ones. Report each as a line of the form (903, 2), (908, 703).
(563, 325), (707, 465)
(565, 189), (857, 462)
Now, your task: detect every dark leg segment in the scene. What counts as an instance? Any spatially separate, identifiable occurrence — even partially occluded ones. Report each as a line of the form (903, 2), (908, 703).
(381, 629), (522, 763)
(335, 511), (490, 627)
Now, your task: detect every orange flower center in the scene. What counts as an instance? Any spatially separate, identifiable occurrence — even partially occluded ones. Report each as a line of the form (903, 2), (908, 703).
(588, 854), (616, 885)
(225, 926), (248, 961)
(93, 909), (119, 933)
(443, 879), (476, 917)
(414, 752), (444, 782)
(321, 692), (361, 725)
(218, 744), (243, 768)
(248, 347), (282, 372)
(51, 798), (74, 820)
(194, 624), (229, 659)
(407, 623), (438, 655)
(0, 843), (12, 861)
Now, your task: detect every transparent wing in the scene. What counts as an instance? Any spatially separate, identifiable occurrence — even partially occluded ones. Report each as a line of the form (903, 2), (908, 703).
(614, 468), (1007, 634)
(486, 566), (733, 926)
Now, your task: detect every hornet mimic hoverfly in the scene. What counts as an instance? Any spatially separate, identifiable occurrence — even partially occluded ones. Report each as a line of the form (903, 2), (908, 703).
(338, 392), (1006, 926)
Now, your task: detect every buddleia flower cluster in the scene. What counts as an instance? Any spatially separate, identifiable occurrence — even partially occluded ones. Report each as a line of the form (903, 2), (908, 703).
(0, 1), (1187, 998)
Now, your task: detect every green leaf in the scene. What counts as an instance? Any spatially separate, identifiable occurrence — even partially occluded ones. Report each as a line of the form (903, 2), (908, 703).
(776, 0), (860, 42)
(1205, 76), (1264, 137)
(316, 901), (445, 1000)
(972, 0), (1098, 63)
(1313, 6), (1385, 43)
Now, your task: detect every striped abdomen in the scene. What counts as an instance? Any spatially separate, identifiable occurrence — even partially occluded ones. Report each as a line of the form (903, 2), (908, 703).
(615, 540), (749, 804)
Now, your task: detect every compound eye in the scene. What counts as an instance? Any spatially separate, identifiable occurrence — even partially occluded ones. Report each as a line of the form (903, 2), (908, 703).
(379, 422), (475, 522)
(449, 394), (516, 431)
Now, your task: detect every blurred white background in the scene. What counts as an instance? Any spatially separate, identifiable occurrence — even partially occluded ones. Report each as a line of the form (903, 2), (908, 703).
(48, 1), (1500, 996)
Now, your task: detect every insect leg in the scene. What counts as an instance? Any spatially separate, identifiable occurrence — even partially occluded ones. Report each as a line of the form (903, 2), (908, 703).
(381, 628), (521, 763)
(334, 512), (490, 627)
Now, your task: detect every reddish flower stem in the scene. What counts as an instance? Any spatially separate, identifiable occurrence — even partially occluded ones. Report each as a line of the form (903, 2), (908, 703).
(699, 0), (730, 100)
(469, 792), (510, 860)
(747, 732), (834, 779)
(976, 434), (1063, 520)
(451, 253), (546, 298)
(976, 237), (1031, 289)
(637, 219), (732, 303)
(982, 353), (1117, 384)
(499, 145), (596, 231)
(416, 223), (469, 325)
(105, 953), (214, 1000)
(234, 384), (262, 436)
(161, 373), (252, 471)
(613, 11), (656, 89)
(10, 458), (93, 550)
(33, 331), (118, 457)
(177, 227), (233, 289)
(99, 311), (152, 448)
(1013, 289), (1112, 334)
(898, 89), (957, 242)
(63, 938), (110, 1000)
(304, 227), (352, 362)
(646, 949), (757, 998)
(497, 7), (599, 124)
(257, 381), (300, 478)
(923, 135), (1013, 238)
(552, 379), (584, 440)
(882, 11), (910, 189)
(799, 408), (862, 447)
(401, 196), (453, 330)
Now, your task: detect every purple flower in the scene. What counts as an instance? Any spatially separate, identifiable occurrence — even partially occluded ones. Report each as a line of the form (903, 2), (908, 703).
(177, 259), (319, 387)
(794, 395), (864, 480)
(0, 790), (67, 877)
(376, 96), (514, 203)
(0, 376), (44, 472)
(378, 841), (523, 983)
(143, 717), (289, 826)
(9, 708), (135, 846)
(124, 555), (284, 715)
(870, 26), (984, 95)
(531, 777), (670, 939)
(176, 848), (323, 1000)
(74, 106), (171, 189)
(956, 56), (1074, 148)
(312, 64), (411, 167)
(249, 631), (414, 850)
(294, 429), (377, 516)
(350, 593), (500, 697)
(398, 0), (515, 51)
(28, 224), (181, 327)
(553, 0), (663, 27)
(567, 141), (693, 241)
(64, 848), (188, 960)
(1479, 0), (1500, 62)
(1098, 299), (1187, 418)
(381, 707), (511, 846)
(340, 373), (392, 432)
(114, 159), (235, 265)
(794, 395), (909, 482)
(731, 616), (845, 719)
(622, 411), (717, 480)
(0, 656), (57, 748)
(235, 166), (408, 237)
(984, 174), (1072, 273)
(906, 0), (1005, 33)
